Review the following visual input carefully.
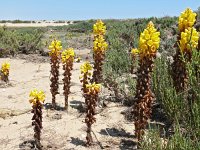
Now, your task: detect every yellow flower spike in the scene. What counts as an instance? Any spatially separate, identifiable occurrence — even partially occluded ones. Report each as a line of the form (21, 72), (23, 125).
(86, 82), (101, 93)
(49, 39), (62, 56)
(139, 21), (160, 57)
(93, 20), (106, 36)
(29, 89), (45, 106)
(131, 49), (139, 55)
(80, 62), (92, 74)
(1, 62), (10, 76)
(179, 27), (199, 53)
(178, 8), (197, 32)
(61, 48), (75, 63)
(93, 36), (108, 53)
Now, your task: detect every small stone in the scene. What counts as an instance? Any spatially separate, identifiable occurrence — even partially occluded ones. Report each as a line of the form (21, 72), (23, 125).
(13, 121), (18, 124)
(47, 145), (53, 148)
(8, 95), (13, 99)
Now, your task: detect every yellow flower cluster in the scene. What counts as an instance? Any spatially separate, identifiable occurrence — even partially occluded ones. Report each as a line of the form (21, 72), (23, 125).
(79, 61), (92, 80)
(93, 36), (108, 53)
(86, 82), (101, 94)
(131, 48), (139, 55)
(139, 21), (160, 57)
(93, 20), (108, 55)
(178, 8), (197, 32)
(61, 48), (75, 63)
(93, 20), (106, 36)
(49, 39), (62, 56)
(1, 62), (10, 76)
(179, 27), (199, 52)
(80, 61), (92, 74)
(29, 89), (45, 106)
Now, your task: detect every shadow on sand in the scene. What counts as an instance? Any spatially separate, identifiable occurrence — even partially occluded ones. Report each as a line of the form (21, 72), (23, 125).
(99, 127), (135, 138)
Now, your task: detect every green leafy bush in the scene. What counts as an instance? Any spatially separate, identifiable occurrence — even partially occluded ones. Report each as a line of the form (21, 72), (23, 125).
(0, 27), (44, 57)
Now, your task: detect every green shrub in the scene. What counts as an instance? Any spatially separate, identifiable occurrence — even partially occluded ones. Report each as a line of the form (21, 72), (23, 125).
(0, 27), (44, 56)
(151, 49), (200, 149)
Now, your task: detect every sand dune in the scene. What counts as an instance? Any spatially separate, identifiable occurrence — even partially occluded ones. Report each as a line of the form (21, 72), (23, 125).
(0, 21), (72, 27)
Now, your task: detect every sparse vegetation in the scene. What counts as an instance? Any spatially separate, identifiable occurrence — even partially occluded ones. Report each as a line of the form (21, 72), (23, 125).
(0, 26), (44, 57)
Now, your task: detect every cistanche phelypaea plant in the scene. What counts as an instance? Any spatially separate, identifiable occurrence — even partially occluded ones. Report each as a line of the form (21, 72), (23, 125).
(29, 89), (45, 149)
(132, 21), (160, 142)
(85, 82), (101, 146)
(92, 20), (108, 83)
(61, 48), (75, 110)
(0, 62), (10, 83)
(49, 39), (62, 108)
(171, 8), (198, 92)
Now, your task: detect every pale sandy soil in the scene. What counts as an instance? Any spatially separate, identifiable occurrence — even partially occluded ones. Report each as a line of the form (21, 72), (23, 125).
(0, 51), (136, 150)
(0, 22), (70, 27)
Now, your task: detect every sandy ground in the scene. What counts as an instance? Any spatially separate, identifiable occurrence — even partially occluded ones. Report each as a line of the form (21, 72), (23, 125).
(0, 22), (70, 27)
(0, 51), (136, 150)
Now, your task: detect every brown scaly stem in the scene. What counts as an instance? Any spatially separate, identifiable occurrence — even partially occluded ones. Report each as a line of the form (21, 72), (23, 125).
(171, 49), (192, 92)
(1, 73), (9, 83)
(92, 52), (104, 83)
(50, 55), (60, 108)
(63, 60), (73, 110)
(80, 62), (93, 115)
(133, 55), (156, 141)
(31, 101), (43, 149)
(82, 73), (89, 93)
(81, 73), (90, 105)
(85, 93), (98, 146)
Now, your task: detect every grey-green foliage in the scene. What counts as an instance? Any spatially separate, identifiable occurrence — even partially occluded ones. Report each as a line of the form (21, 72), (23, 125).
(185, 49), (200, 138)
(140, 128), (163, 150)
(151, 49), (200, 149)
(17, 28), (43, 54)
(0, 27), (44, 57)
(166, 129), (200, 150)
(103, 17), (177, 75)
(0, 26), (43, 57)
(102, 17), (177, 105)
(0, 26), (19, 56)
(141, 123), (200, 150)
(152, 57), (185, 121)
